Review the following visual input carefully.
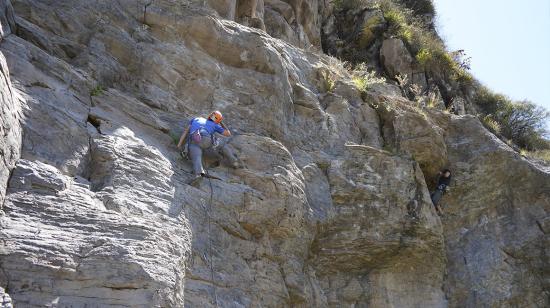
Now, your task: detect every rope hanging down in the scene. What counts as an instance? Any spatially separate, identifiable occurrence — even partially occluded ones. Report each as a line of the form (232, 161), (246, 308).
(203, 167), (219, 307)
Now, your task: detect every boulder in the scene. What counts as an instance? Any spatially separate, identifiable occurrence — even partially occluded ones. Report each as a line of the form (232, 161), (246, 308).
(380, 38), (428, 91)
(370, 94), (449, 180)
(380, 38), (415, 78)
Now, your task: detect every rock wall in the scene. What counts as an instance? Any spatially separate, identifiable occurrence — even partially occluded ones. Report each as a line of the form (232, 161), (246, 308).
(443, 116), (549, 307)
(0, 0), (548, 307)
(0, 0), (20, 207)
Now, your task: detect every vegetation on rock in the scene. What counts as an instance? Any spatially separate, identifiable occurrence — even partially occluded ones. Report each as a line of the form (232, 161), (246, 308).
(331, 0), (549, 154)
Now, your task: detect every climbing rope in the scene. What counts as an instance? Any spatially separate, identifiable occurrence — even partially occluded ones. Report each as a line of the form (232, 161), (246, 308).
(203, 167), (219, 307)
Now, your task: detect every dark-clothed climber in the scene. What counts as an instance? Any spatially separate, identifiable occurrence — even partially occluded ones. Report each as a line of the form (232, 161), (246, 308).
(431, 169), (451, 215)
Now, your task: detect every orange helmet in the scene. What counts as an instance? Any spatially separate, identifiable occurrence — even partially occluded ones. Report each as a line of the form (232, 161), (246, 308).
(209, 110), (223, 124)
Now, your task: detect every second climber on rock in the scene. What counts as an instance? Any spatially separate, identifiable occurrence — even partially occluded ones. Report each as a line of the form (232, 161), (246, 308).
(431, 169), (452, 215)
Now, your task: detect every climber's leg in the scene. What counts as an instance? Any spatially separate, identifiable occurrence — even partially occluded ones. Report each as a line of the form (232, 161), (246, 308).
(221, 143), (241, 168)
(214, 138), (241, 168)
(431, 189), (443, 205)
(431, 190), (444, 215)
(188, 143), (205, 176)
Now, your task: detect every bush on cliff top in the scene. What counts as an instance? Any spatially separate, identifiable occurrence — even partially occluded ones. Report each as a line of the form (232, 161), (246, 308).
(476, 87), (549, 151)
(524, 149), (550, 163)
(399, 0), (435, 17)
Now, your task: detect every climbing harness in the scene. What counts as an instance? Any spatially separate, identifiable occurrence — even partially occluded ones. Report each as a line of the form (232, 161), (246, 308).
(188, 126), (218, 150)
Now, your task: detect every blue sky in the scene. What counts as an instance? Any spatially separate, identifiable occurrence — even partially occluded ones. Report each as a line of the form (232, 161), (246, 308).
(432, 0), (550, 112)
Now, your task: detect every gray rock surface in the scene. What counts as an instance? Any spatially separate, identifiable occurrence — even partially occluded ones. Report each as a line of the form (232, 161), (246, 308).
(380, 38), (426, 91)
(0, 0), (21, 207)
(0, 287), (12, 308)
(442, 116), (550, 307)
(0, 0), (548, 307)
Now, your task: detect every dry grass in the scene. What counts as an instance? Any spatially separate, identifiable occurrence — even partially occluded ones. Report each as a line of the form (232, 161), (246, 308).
(352, 65), (386, 93)
(360, 14), (384, 48)
(321, 71), (337, 93)
(482, 115), (502, 135)
(527, 150), (550, 162)
(325, 55), (349, 78)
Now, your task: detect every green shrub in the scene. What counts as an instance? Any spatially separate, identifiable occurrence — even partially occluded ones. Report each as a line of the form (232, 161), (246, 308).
(415, 48), (431, 66)
(321, 71), (337, 93)
(375, 0), (472, 89)
(378, 1), (415, 43)
(360, 15), (385, 48)
(498, 100), (549, 150)
(526, 150), (550, 162)
(352, 64), (386, 92)
(352, 75), (370, 92)
(476, 87), (549, 151)
(400, 0), (436, 16)
(90, 85), (104, 97)
(383, 7), (408, 27)
(475, 86), (508, 114)
(482, 115), (501, 135)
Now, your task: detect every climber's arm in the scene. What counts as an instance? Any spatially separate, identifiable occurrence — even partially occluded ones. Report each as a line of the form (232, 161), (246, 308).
(177, 126), (190, 148)
(220, 122), (231, 137)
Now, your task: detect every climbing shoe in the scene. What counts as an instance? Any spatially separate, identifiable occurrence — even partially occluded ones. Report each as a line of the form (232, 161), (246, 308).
(189, 174), (203, 186)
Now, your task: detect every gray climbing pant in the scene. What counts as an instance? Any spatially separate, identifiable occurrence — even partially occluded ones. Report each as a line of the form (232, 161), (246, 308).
(431, 189), (444, 206)
(188, 137), (238, 175)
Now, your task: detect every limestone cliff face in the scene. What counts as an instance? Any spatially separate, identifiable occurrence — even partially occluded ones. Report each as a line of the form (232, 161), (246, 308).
(0, 0), (547, 307)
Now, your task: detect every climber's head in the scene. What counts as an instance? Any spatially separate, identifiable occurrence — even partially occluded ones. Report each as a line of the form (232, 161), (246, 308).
(208, 110), (223, 124)
(442, 169), (451, 178)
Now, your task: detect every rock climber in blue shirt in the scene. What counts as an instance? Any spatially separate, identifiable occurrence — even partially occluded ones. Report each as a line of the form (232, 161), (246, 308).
(177, 111), (238, 184)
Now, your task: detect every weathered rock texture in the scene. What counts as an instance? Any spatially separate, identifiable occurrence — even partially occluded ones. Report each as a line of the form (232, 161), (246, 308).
(0, 0), (20, 207)
(442, 117), (550, 307)
(0, 0), (548, 307)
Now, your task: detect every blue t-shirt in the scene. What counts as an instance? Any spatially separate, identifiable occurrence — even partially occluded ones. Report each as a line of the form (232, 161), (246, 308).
(189, 117), (225, 136)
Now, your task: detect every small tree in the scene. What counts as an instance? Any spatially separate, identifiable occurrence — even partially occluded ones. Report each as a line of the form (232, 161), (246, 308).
(496, 100), (549, 150)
